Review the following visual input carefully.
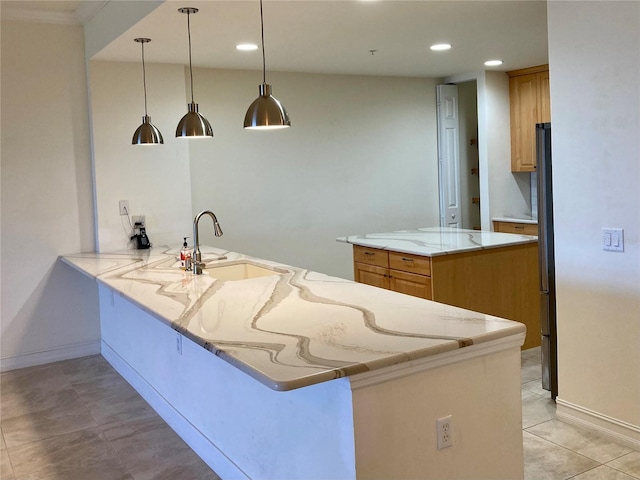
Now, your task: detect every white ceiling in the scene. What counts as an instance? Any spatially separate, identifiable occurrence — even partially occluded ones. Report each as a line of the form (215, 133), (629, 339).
(1, 0), (108, 25)
(5, 0), (549, 78)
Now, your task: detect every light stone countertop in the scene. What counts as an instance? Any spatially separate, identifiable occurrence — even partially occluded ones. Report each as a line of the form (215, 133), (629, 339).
(61, 245), (525, 391)
(492, 217), (538, 225)
(337, 226), (537, 257)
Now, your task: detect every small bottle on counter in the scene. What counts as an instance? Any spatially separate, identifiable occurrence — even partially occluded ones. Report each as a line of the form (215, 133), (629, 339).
(180, 237), (192, 270)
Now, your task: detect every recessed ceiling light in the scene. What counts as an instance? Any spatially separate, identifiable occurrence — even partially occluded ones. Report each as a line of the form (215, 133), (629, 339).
(430, 43), (452, 51)
(484, 60), (504, 66)
(236, 43), (259, 51)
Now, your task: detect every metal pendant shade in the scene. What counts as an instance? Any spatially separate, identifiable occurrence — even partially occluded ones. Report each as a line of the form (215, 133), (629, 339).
(133, 115), (164, 144)
(244, 83), (290, 129)
(244, 0), (291, 130)
(176, 102), (214, 137)
(176, 7), (213, 138)
(132, 38), (164, 145)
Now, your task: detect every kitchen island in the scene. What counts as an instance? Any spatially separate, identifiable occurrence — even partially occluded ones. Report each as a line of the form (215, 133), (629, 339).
(62, 245), (525, 480)
(339, 227), (540, 350)
(492, 216), (538, 236)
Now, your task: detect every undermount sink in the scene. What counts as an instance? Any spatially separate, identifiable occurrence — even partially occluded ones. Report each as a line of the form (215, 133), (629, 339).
(206, 261), (284, 281)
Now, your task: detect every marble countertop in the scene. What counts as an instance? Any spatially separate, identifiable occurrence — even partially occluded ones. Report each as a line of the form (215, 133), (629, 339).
(337, 227), (537, 257)
(492, 217), (538, 225)
(61, 245), (525, 391)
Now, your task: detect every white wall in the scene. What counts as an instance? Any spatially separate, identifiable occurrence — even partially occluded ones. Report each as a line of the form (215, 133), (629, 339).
(458, 81), (481, 230)
(91, 65), (440, 279)
(484, 71), (531, 222)
(548, 1), (640, 445)
(189, 69), (440, 279)
(0, 20), (99, 369)
(89, 61), (193, 252)
(445, 71), (530, 230)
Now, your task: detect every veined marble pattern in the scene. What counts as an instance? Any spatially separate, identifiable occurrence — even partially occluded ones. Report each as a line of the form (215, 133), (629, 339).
(61, 245), (525, 391)
(337, 226), (537, 256)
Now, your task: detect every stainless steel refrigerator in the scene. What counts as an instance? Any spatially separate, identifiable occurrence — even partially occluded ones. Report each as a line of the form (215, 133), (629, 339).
(536, 122), (558, 399)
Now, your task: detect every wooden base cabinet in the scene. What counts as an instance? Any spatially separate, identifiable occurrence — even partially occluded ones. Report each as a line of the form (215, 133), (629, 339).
(354, 247), (432, 300)
(493, 220), (538, 236)
(353, 244), (540, 350)
(354, 263), (390, 290)
(389, 269), (432, 300)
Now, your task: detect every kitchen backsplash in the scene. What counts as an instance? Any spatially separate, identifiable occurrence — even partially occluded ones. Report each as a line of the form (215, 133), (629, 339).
(531, 172), (538, 219)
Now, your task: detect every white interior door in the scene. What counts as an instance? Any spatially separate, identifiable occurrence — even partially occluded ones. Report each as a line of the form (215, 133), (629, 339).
(437, 84), (462, 228)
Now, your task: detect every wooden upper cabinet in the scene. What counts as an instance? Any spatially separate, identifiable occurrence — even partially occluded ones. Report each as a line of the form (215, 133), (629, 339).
(508, 65), (550, 172)
(538, 70), (551, 123)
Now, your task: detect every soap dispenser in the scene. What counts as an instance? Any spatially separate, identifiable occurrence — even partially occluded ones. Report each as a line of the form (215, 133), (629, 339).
(180, 237), (192, 270)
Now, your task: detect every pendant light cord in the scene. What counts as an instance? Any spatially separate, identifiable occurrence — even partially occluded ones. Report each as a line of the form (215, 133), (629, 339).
(260, 0), (266, 84)
(187, 10), (195, 104)
(141, 41), (149, 116)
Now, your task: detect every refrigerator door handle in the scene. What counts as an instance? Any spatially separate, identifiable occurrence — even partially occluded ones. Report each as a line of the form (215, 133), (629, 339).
(537, 126), (550, 293)
(540, 292), (551, 335)
(538, 232), (549, 291)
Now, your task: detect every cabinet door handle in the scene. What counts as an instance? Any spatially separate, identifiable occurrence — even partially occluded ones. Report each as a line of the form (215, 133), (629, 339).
(401, 257), (414, 262)
(364, 252), (375, 256)
(515, 226), (524, 230)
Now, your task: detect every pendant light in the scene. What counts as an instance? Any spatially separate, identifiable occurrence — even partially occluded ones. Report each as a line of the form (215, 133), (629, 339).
(132, 38), (164, 145)
(176, 7), (213, 138)
(243, 0), (291, 130)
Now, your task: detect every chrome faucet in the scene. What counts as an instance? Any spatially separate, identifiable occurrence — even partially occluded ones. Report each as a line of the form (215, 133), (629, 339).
(192, 210), (223, 275)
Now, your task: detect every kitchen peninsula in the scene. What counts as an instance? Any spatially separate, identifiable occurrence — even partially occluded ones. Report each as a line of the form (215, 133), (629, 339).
(339, 227), (540, 350)
(62, 246), (525, 480)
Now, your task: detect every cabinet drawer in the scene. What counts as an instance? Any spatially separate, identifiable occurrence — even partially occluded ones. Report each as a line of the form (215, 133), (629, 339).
(494, 221), (538, 236)
(389, 269), (432, 300)
(354, 263), (390, 290)
(389, 251), (431, 276)
(353, 246), (389, 268)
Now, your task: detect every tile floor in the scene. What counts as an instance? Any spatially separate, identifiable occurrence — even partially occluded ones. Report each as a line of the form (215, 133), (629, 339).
(0, 349), (638, 480)
(520, 347), (639, 480)
(0, 355), (220, 480)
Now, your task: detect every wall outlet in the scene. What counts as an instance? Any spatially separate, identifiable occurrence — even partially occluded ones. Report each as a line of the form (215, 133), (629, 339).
(437, 415), (453, 449)
(176, 332), (183, 355)
(132, 215), (146, 227)
(119, 200), (129, 216)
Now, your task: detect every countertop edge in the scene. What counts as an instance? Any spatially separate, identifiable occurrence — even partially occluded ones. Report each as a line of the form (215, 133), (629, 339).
(60, 247), (527, 391)
(349, 331), (526, 389)
(492, 217), (538, 225)
(60, 256), (98, 280)
(338, 236), (537, 257)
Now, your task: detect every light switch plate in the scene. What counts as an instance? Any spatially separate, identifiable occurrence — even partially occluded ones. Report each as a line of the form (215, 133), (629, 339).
(119, 200), (129, 216)
(602, 228), (624, 252)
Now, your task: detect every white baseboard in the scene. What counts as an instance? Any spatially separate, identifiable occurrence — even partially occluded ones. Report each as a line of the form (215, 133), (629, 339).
(556, 398), (640, 451)
(100, 341), (249, 480)
(0, 341), (101, 372)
